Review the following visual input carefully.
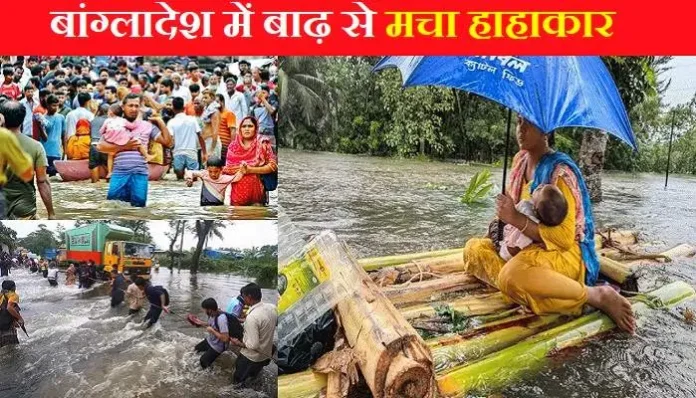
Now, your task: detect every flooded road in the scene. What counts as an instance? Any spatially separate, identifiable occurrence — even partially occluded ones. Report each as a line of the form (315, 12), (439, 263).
(280, 149), (696, 397)
(0, 268), (278, 398)
(36, 173), (277, 220)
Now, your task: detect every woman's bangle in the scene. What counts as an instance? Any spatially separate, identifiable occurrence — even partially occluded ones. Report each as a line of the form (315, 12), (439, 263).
(520, 218), (530, 233)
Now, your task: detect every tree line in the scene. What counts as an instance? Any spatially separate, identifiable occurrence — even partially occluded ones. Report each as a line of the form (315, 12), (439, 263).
(3, 221), (276, 286)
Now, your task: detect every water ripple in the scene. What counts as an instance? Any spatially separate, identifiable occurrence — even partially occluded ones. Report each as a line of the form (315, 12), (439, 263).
(282, 150), (696, 397)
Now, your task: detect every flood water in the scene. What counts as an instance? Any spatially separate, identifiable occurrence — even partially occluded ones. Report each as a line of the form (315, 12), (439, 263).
(280, 149), (696, 397)
(0, 268), (279, 398)
(35, 173), (277, 220)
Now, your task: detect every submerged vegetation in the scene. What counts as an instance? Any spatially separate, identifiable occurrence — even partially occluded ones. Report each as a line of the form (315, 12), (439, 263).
(460, 169), (495, 204)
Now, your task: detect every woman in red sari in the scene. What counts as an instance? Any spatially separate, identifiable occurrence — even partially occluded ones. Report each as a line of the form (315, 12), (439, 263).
(223, 116), (277, 206)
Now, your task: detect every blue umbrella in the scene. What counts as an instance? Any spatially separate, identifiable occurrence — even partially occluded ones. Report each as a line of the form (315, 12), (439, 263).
(373, 56), (636, 188)
(373, 56), (636, 149)
(373, 56), (637, 249)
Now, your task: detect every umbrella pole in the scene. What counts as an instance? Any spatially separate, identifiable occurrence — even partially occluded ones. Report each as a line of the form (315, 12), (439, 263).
(497, 109), (513, 243)
(665, 110), (676, 190)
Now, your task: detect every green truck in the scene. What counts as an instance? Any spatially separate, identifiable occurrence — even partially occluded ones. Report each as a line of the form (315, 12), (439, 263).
(64, 222), (154, 279)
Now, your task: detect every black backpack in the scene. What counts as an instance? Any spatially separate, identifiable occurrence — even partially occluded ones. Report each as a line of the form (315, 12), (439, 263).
(213, 312), (244, 340)
(151, 286), (170, 307)
(0, 295), (15, 332)
(261, 171), (278, 192)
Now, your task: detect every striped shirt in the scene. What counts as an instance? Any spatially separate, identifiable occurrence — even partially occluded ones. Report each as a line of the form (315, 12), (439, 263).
(112, 123), (161, 175)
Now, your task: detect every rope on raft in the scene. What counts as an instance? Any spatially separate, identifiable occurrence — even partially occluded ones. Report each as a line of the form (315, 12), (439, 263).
(598, 229), (672, 262)
(401, 263), (442, 287)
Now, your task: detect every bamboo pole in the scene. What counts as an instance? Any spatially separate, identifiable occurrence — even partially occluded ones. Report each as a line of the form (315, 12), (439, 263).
(426, 312), (536, 349)
(598, 256), (638, 291)
(660, 243), (696, 260)
(337, 267), (436, 397)
(436, 281), (696, 397)
(602, 251), (670, 262)
(370, 253), (468, 287)
(383, 273), (483, 307)
(431, 315), (565, 373)
(359, 248), (464, 271)
(401, 292), (513, 321)
(363, 236), (604, 280)
(278, 370), (326, 398)
(326, 373), (342, 397)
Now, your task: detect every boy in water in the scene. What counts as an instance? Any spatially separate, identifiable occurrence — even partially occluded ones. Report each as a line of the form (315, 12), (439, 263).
(184, 156), (239, 206)
(100, 104), (154, 178)
(126, 276), (146, 315)
(47, 262), (59, 287)
(194, 298), (230, 369)
(500, 184), (569, 260)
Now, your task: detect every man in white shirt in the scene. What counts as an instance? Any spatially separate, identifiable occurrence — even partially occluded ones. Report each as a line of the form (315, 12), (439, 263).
(167, 97), (207, 180)
(47, 263), (59, 286)
(229, 283), (277, 385)
(216, 78), (248, 124)
(171, 73), (192, 103)
(18, 85), (37, 137)
(65, 93), (94, 138)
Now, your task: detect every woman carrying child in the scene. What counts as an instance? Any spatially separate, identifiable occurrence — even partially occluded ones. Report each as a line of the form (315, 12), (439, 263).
(463, 116), (635, 334)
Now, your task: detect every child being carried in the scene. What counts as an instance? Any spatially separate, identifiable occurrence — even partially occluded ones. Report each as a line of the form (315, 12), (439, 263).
(100, 104), (155, 177)
(500, 184), (569, 261)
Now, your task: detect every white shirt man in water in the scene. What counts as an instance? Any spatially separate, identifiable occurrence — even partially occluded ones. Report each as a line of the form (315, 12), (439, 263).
(167, 96), (207, 180)
(229, 283), (277, 385)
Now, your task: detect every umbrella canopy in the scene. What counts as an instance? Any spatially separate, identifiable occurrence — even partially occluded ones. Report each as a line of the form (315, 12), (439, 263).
(373, 56), (637, 150)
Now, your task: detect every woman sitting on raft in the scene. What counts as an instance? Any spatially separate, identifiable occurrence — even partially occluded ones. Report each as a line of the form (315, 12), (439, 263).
(463, 116), (636, 333)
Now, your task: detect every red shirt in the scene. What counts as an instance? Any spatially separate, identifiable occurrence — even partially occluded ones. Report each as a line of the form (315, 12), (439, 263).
(33, 105), (47, 141)
(0, 83), (21, 100)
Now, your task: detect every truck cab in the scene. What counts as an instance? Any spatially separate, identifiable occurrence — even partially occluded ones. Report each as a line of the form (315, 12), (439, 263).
(104, 241), (154, 279)
(64, 222), (155, 280)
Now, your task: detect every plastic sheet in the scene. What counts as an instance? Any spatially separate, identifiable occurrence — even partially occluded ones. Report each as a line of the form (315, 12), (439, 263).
(277, 211), (361, 350)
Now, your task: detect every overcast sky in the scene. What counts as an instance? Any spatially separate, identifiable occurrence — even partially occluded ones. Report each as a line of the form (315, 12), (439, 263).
(663, 56), (696, 106)
(2, 221), (277, 251)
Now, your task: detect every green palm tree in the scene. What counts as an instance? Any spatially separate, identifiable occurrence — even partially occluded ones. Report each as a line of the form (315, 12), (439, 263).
(190, 221), (226, 274)
(166, 220), (187, 271)
(277, 57), (330, 130)
(0, 222), (17, 252)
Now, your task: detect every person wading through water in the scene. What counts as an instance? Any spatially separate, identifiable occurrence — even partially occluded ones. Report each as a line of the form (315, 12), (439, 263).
(97, 93), (172, 207)
(228, 283), (277, 385)
(47, 262), (59, 287)
(138, 279), (170, 328)
(126, 276), (146, 315)
(110, 269), (128, 307)
(194, 298), (231, 369)
(0, 280), (24, 348)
